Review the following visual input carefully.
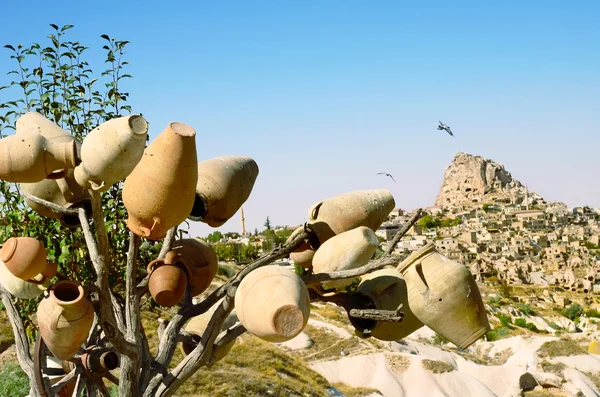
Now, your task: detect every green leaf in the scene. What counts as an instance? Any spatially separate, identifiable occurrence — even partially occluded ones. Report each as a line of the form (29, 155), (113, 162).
(50, 23), (59, 30)
(61, 24), (75, 32)
(4, 44), (15, 51)
(100, 34), (110, 41)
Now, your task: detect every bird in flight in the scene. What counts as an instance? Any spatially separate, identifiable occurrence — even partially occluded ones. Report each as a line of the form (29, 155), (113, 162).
(437, 121), (454, 137)
(377, 172), (396, 182)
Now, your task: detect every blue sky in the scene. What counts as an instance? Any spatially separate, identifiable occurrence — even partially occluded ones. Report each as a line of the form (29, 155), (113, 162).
(1, 1), (599, 238)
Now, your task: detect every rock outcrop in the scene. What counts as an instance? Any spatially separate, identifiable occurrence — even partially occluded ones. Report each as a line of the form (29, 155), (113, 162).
(435, 152), (545, 208)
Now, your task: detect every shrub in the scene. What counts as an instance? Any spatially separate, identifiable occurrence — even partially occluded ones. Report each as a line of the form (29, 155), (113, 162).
(488, 295), (502, 305)
(514, 318), (527, 327)
(561, 304), (584, 321)
(431, 333), (450, 346)
(585, 309), (600, 318)
(0, 364), (29, 397)
(497, 314), (512, 327)
(519, 303), (535, 316)
(538, 338), (585, 358)
(421, 359), (454, 373)
(486, 326), (510, 341)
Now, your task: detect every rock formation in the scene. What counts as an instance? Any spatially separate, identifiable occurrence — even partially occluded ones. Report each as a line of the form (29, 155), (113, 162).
(435, 152), (545, 208)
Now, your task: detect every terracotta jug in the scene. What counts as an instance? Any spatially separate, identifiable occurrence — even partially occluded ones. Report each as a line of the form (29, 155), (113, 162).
(0, 237), (56, 281)
(181, 302), (239, 363)
(308, 189), (395, 245)
(235, 265), (310, 343)
(37, 280), (95, 360)
(15, 111), (81, 180)
(312, 226), (379, 291)
(74, 115), (148, 192)
(21, 168), (92, 228)
(0, 132), (78, 183)
(171, 238), (218, 297)
(287, 226), (316, 269)
(350, 268), (423, 341)
(122, 122), (198, 240)
(188, 156), (259, 227)
(397, 243), (490, 349)
(0, 259), (54, 299)
(147, 251), (188, 307)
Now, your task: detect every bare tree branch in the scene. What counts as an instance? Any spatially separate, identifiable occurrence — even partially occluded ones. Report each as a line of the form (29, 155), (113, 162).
(21, 190), (80, 215)
(302, 254), (402, 285)
(384, 208), (423, 255)
(0, 286), (41, 397)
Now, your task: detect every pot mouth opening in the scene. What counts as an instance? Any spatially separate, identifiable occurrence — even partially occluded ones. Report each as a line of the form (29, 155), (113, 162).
(54, 283), (81, 303)
(347, 293), (377, 332)
(189, 194), (208, 220)
(182, 334), (201, 355)
(101, 351), (120, 370)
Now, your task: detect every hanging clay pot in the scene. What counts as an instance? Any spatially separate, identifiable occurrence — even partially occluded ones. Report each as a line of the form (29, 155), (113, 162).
(312, 226), (379, 291)
(235, 265), (310, 343)
(308, 189), (395, 245)
(74, 115), (148, 192)
(21, 168), (92, 228)
(15, 111), (81, 180)
(287, 226), (316, 269)
(181, 301), (239, 363)
(188, 156), (259, 227)
(397, 243), (490, 349)
(0, 259), (54, 299)
(171, 238), (218, 297)
(147, 251), (188, 307)
(0, 132), (78, 183)
(37, 280), (95, 360)
(122, 122), (198, 240)
(349, 268), (423, 341)
(0, 237), (55, 281)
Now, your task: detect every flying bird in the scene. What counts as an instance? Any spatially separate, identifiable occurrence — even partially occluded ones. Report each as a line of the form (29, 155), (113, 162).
(377, 172), (396, 182)
(437, 121), (454, 137)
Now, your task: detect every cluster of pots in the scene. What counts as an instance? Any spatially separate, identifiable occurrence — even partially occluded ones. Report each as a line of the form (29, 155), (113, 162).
(0, 237), (93, 360)
(285, 190), (490, 350)
(0, 112), (260, 234)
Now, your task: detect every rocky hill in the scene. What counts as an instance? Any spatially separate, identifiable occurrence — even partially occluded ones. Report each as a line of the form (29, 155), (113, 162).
(436, 152), (545, 208)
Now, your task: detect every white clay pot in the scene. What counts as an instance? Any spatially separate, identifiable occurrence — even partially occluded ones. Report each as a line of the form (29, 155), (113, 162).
(312, 226), (379, 291)
(74, 115), (148, 191)
(235, 265), (310, 343)
(0, 259), (53, 299)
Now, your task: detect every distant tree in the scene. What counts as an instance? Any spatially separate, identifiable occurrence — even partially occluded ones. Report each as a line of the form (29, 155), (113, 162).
(206, 231), (224, 243)
(264, 216), (272, 230)
(223, 232), (240, 240)
(417, 215), (441, 229)
(254, 228), (258, 236)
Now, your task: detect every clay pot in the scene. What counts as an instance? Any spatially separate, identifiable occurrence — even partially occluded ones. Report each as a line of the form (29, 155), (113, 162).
(350, 268), (423, 341)
(0, 132), (78, 183)
(308, 189), (395, 245)
(20, 168), (91, 228)
(171, 239), (218, 297)
(0, 259), (54, 299)
(74, 115), (148, 191)
(287, 226), (316, 269)
(312, 226), (379, 291)
(0, 237), (56, 281)
(37, 280), (95, 360)
(397, 243), (490, 349)
(188, 156), (259, 227)
(235, 265), (310, 343)
(147, 251), (188, 307)
(122, 122), (198, 240)
(15, 111), (81, 180)
(181, 302), (239, 363)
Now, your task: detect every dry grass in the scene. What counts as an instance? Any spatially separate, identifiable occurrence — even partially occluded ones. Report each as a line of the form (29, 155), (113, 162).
(537, 338), (586, 358)
(309, 303), (350, 325)
(584, 371), (600, 391)
(331, 383), (380, 397)
(539, 361), (566, 377)
(421, 359), (455, 374)
(524, 389), (571, 397)
(386, 354), (411, 376)
(298, 324), (363, 361)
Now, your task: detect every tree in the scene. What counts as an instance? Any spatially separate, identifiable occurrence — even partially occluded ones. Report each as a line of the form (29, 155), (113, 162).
(206, 231), (223, 243)
(264, 216), (272, 230)
(0, 24), (483, 397)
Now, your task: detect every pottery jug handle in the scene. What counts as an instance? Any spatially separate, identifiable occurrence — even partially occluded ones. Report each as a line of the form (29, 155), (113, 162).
(90, 180), (106, 192)
(55, 178), (75, 202)
(49, 305), (64, 331)
(413, 263), (430, 295)
(147, 258), (164, 273)
(309, 201), (324, 221)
